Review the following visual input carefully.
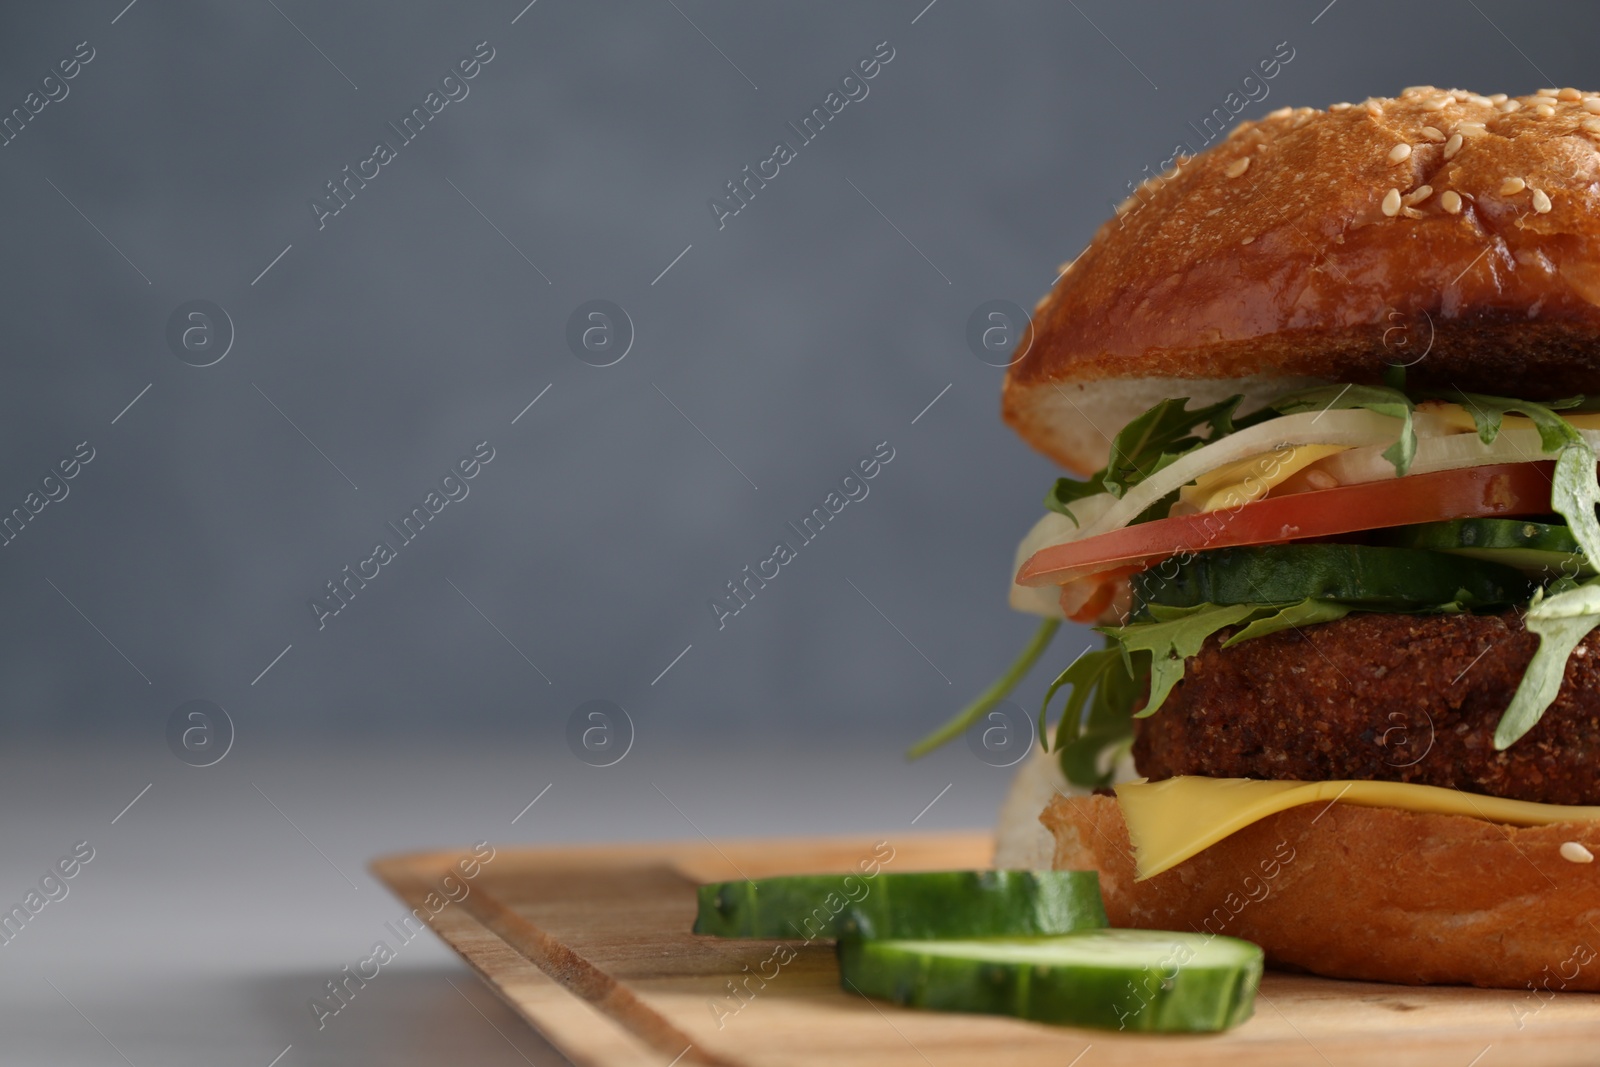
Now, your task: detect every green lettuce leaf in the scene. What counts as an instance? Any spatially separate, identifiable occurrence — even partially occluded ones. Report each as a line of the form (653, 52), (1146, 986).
(1100, 602), (1262, 718)
(1037, 595), (1414, 787)
(1058, 732), (1132, 791)
(1039, 642), (1142, 789)
(1449, 391), (1585, 449)
(1222, 598), (1354, 647)
(1101, 396), (1242, 496)
(1271, 383), (1417, 476)
(1495, 579), (1600, 749)
(1043, 478), (1108, 528)
(1044, 395), (1241, 525)
(1040, 645), (1124, 751)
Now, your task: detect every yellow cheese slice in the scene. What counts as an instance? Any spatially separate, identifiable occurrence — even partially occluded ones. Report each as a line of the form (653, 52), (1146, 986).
(1425, 402), (1600, 434)
(1116, 776), (1600, 880)
(1178, 444), (1348, 514)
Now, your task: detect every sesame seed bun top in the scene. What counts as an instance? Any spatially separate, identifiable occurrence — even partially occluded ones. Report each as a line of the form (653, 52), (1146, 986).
(1004, 86), (1600, 474)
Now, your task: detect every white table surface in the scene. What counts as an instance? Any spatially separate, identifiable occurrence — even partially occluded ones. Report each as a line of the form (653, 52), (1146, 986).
(0, 738), (1011, 1065)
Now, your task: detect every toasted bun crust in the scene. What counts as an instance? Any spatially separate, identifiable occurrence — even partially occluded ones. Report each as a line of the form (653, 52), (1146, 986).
(1042, 793), (1600, 990)
(1006, 87), (1600, 473)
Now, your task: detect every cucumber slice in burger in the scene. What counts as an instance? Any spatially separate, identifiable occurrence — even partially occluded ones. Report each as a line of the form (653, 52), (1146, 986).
(1133, 543), (1534, 611)
(1377, 518), (1594, 578)
(840, 929), (1262, 1032)
(694, 870), (1107, 940)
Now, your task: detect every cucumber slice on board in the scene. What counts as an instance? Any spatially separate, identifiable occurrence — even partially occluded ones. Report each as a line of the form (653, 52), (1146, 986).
(1378, 518), (1594, 577)
(1133, 543), (1534, 612)
(694, 871), (1107, 941)
(840, 929), (1263, 1032)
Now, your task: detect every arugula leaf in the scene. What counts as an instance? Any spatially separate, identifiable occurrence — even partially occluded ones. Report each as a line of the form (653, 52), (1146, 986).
(1043, 478), (1108, 528)
(908, 619), (1060, 759)
(1450, 391), (1586, 450)
(1059, 732), (1132, 790)
(1495, 579), (1600, 749)
(1223, 598), (1354, 646)
(1044, 395), (1242, 525)
(1037, 595), (1427, 787)
(1102, 396), (1242, 495)
(1040, 645), (1124, 751)
(1039, 642), (1142, 789)
(1272, 384), (1417, 476)
(1128, 487), (1182, 527)
(1100, 603), (1263, 717)
(1060, 644), (1143, 787)
(1448, 392), (1600, 574)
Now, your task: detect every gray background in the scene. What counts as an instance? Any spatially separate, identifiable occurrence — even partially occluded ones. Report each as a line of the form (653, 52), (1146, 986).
(1, 1), (1595, 1063)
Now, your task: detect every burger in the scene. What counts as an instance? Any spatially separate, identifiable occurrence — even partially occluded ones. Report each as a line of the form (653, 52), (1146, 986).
(929, 86), (1600, 992)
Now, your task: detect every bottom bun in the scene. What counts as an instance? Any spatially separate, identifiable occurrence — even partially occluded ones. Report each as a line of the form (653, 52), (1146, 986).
(1042, 793), (1600, 991)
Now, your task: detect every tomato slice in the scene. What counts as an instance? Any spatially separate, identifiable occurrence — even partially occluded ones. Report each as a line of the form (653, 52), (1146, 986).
(1060, 565), (1141, 622)
(1016, 462), (1555, 587)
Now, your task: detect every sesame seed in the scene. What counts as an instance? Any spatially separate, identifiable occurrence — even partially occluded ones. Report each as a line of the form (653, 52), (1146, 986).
(1500, 176), (1527, 195)
(1535, 103), (1556, 118)
(1583, 117), (1600, 134)
(1561, 841), (1594, 863)
(1490, 93), (1509, 104)
(1330, 102), (1353, 111)
(1382, 188), (1402, 216)
(1388, 143), (1413, 164)
(1241, 236), (1254, 245)
(1585, 98), (1600, 114)
(1500, 99), (1523, 113)
(1420, 126), (1446, 142)
(1225, 157), (1251, 178)
(1443, 133), (1463, 159)
(1403, 185), (1434, 206)
(1533, 188), (1553, 213)
(1468, 94), (1494, 106)
(1267, 106), (1293, 119)
(1400, 207), (1424, 220)
(1560, 88), (1582, 102)
(1421, 96), (1449, 111)
(1367, 100), (1384, 117)
(1440, 190), (1463, 214)
(1538, 87), (1559, 98)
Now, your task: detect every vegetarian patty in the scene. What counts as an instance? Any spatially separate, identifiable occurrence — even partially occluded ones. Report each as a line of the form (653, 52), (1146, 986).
(1131, 610), (1600, 806)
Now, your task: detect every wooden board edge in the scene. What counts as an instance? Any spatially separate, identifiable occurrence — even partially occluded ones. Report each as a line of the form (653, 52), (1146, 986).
(367, 839), (1600, 1067)
(370, 853), (687, 1067)
(365, 832), (997, 1067)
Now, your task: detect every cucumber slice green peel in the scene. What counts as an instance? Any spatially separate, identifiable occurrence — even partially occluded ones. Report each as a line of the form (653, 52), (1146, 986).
(840, 929), (1263, 1032)
(1378, 518), (1595, 579)
(1131, 543), (1534, 613)
(694, 870), (1107, 941)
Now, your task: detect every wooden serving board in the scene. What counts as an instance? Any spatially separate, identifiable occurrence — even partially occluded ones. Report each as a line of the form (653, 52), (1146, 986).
(371, 833), (1600, 1067)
